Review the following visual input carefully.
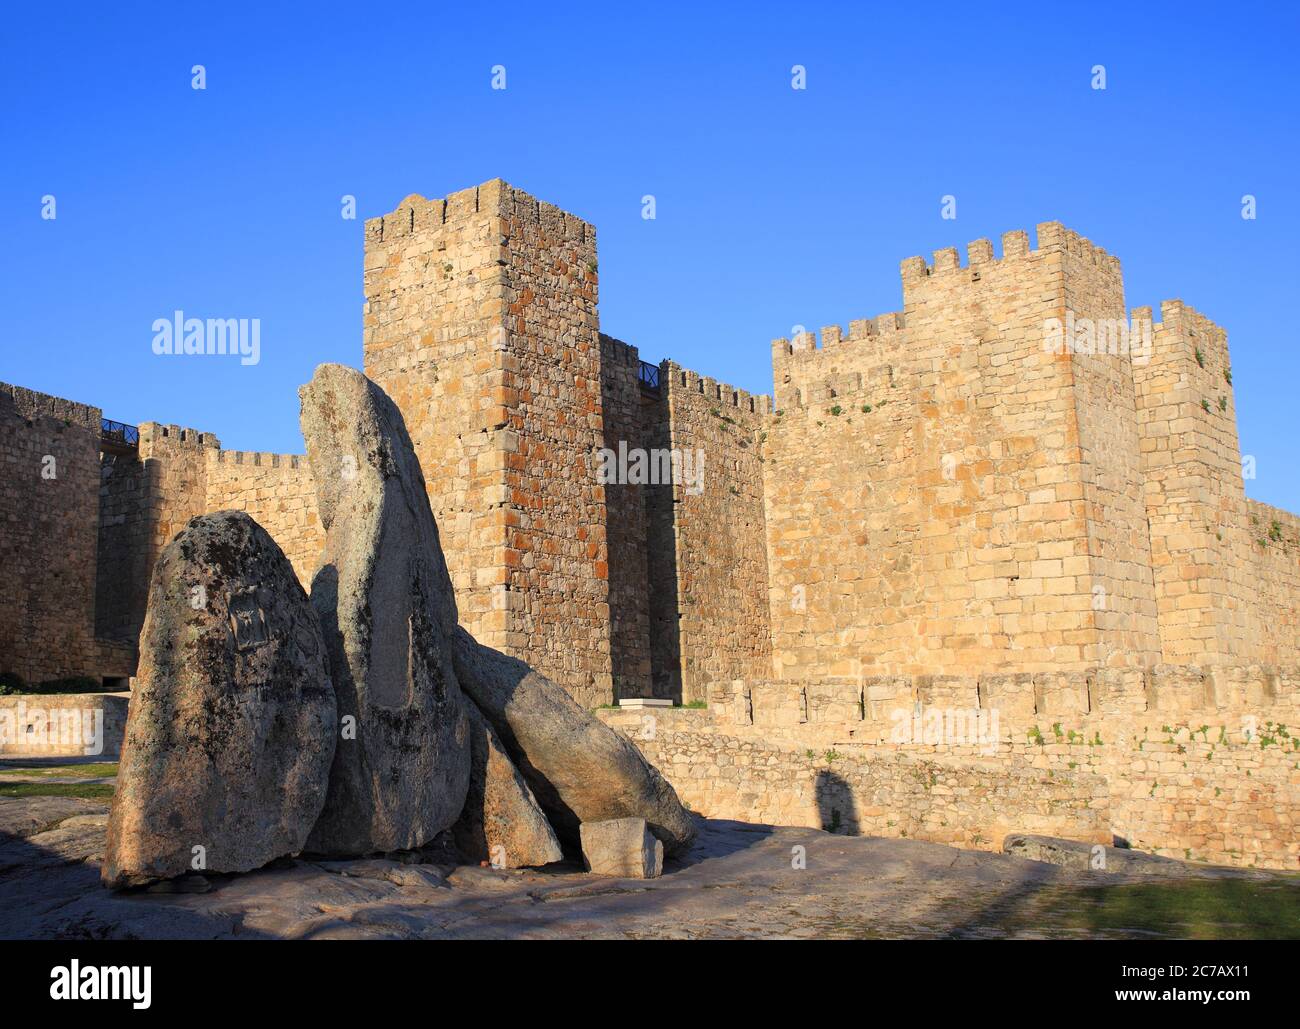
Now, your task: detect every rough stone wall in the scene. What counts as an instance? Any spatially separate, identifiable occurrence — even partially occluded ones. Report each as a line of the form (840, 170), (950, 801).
(766, 324), (914, 679)
(361, 185), (504, 662)
(598, 334), (654, 697)
(0, 692), (130, 758)
(0, 383), (105, 683)
(599, 709), (1111, 852)
(362, 180), (612, 705)
(642, 364), (682, 700)
(601, 662), (1299, 870)
(204, 450), (323, 591)
(96, 426), (329, 655)
(111, 422), (220, 651)
(659, 363), (773, 703)
(1243, 500), (1300, 665)
(1055, 229), (1162, 667)
(766, 224), (1164, 682)
(95, 450), (149, 644)
(1133, 301), (1300, 667)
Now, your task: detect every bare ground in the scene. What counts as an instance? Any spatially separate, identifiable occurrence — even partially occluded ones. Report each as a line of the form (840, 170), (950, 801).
(2, 794), (1293, 939)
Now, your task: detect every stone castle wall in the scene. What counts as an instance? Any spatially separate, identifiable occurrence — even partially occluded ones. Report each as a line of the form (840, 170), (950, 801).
(362, 181), (612, 706)
(599, 335), (655, 697)
(204, 449), (323, 591)
(0, 692), (130, 759)
(2, 180), (1296, 871)
(1134, 300), (1300, 668)
(1, 398), (326, 680)
(1244, 499), (1300, 664)
(0, 384), (124, 684)
(765, 224), (1294, 683)
(95, 449), (150, 644)
(600, 663), (1299, 869)
(657, 363), (773, 703)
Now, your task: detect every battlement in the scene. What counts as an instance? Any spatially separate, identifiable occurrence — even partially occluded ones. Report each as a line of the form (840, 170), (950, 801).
(1134, 300), (1233, 402)
(600, 333), (641, 366)
(0, 381), (100, 431)
(209, 449), (307, 470)
(770, 312), (908, 364)
(1146, 299), (1229, 354)
(137, 422), (220, 451)
(900, 221), (1122, 284)
(365, 179), (594, 246)
(664, 361), (772, 417)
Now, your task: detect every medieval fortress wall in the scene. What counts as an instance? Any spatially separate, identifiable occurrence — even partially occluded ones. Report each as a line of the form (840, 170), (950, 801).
(361, 183), (613, 707)
(0, 384), (129, 684)
(2, 179), (1296, 867)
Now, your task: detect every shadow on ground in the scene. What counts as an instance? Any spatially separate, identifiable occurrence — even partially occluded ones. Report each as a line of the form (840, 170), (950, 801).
(1, 792), (1294, 940)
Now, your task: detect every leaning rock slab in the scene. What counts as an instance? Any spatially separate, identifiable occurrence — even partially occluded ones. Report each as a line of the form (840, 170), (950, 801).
(452, 627), (696, 857)
(454, 702), (562, 869)
(103, 511), (336, 888)
(300, 364), (470, 856)
(580, 818), (663, 879)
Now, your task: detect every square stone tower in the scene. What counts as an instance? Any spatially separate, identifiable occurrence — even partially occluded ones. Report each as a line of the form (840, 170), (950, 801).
(765, 224), (1165, 678)
(362, 180), (613, 706)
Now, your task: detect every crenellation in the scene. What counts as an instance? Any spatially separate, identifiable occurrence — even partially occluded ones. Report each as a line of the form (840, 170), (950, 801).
(967, 238), (994, 266)
(1001, 228), (1030, 257)
(932, 247), (960, 272)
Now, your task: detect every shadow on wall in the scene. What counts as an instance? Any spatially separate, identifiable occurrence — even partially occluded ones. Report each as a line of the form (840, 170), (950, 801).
(597, 340), (684, 704)
(645, 472), (682, 704)
(815, 769), (862, 835)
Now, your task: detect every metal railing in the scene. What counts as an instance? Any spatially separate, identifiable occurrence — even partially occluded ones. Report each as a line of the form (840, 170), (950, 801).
(638, 360), (661, 392)
(101, 418), (139, 448)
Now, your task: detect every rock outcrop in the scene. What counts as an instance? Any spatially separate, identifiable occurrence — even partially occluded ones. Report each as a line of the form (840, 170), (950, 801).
(103, 511), (336, 888)
(451, 627), (696, 856)
(453, 702), (563, 868)
(580, 818), (664, 879)
(300, 364), (470, 855)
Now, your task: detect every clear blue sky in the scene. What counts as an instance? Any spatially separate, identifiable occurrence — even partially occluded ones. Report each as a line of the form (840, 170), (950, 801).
(2, 2), (1297, 510)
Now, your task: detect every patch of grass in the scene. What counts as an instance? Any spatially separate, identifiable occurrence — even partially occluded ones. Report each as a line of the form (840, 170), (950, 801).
(0, 781), (114, 800)
(1022, 879), (1300, 940)
(0, 762), (118, 779)
(0, 674), (104, 696)
(678, 700), (707, 710)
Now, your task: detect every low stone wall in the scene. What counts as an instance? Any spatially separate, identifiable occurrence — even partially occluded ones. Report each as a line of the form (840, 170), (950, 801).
(609, 722), (1110, 849)
(0, 692), (129, 759)
(598, 663), (1300, 870)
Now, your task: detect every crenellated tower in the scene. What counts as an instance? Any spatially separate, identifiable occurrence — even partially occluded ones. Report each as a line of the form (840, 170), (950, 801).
(361, 180), (613, 705)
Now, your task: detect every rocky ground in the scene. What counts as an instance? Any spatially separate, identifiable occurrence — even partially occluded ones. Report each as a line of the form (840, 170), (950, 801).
(2, 765), (1295, 939)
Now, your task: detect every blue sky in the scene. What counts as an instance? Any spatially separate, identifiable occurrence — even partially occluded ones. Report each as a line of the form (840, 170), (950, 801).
(2, 1), (1297, 510)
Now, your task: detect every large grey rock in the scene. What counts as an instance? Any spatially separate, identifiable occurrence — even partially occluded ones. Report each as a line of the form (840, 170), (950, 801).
(300, 364), (470, 855)
(103, 512), (336, 888)
(451, 627), (696, 857)
(453, 702), (562, 869)
(580, 818), (663, 879)
(1002, 834), (1260, 878)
